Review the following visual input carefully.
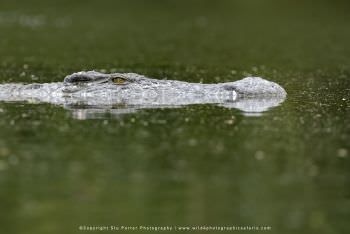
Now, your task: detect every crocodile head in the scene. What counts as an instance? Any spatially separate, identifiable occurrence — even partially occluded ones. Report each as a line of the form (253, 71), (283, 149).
(63, 71), (286, 99)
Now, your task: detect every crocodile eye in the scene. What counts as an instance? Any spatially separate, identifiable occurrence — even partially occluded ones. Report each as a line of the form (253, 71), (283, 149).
(111, 77), (127, 85)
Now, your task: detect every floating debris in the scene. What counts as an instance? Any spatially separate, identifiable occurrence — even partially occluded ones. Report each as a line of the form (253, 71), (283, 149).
(255, 151), (265, 160)
(337, 148), (348, 158)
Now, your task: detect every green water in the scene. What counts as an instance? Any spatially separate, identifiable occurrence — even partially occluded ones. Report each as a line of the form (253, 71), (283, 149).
(0, 1), (349, 233)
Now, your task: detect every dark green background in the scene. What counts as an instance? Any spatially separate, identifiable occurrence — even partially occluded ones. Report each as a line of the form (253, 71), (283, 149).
(0, 1), (349, 233)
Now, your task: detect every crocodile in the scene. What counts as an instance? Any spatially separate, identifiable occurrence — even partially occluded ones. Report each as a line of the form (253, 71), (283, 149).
(0, 71), (286, 118)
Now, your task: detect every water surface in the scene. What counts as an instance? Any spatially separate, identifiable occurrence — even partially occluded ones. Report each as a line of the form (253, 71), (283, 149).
(0, 1), (349, 234)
